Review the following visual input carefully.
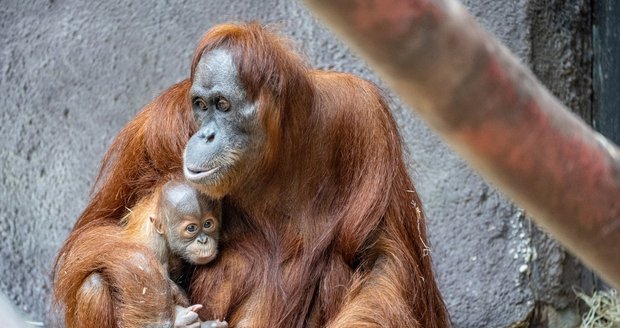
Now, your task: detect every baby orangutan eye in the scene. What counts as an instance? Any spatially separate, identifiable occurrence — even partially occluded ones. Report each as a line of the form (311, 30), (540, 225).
(203, 219), (214, 230)
(186, 224), (198, 233)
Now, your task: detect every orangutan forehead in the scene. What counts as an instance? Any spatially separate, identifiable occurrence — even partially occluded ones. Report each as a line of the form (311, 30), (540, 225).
(162, 182), (202, 218)
(193, 48), (245, 96)
(161, 181), (220, 219)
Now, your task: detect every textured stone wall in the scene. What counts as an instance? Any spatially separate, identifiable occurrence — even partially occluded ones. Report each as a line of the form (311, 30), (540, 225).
(0, 0), (592, 326)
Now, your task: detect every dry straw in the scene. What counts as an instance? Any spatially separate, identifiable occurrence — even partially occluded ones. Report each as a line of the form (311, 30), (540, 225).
(577, 289), (620, 328)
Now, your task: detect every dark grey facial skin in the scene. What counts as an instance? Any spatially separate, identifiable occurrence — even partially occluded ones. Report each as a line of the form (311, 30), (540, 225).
(161, 181), (221, 265)
(183, 49), (264, 198)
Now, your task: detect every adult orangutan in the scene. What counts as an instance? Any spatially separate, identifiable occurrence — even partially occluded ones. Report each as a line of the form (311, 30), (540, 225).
(53, 23), (450, 327)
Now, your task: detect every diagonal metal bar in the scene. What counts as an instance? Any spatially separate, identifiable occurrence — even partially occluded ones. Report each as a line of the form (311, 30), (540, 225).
(303, 0), (620, 289)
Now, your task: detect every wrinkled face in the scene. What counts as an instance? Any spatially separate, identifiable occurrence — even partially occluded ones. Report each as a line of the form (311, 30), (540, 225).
(163, 182), (222, 265)
(183, 49), (265, 198)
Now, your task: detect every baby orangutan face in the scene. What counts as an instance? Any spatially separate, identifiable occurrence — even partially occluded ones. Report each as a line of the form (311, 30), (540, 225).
(152, 181), (222, 265)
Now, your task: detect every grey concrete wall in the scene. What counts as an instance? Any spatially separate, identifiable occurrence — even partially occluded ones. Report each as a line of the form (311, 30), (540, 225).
(0, 0), (592, 327)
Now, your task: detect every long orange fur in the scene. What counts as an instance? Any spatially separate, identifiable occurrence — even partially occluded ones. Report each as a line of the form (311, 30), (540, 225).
(53, 23), (450, 328)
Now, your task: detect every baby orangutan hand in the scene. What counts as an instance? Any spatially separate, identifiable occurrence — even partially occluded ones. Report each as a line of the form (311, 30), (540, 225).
(175, 304), (228, 328)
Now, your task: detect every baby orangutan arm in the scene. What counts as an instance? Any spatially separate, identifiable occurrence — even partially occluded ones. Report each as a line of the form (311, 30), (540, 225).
(176, 305), (228, 328)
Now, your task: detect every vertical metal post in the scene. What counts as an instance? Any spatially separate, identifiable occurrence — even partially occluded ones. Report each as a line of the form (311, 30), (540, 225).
(594, 0), (620, 145)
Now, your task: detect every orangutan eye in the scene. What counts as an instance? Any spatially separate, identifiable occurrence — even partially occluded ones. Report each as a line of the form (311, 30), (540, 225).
(186, 224), (198, 233)
(214, 97), (230, 112)
(193, 97), (208, 111)
(203, 219), (214, 230)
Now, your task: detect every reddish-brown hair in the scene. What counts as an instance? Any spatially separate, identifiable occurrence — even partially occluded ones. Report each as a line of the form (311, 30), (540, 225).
(54, 224), (175, 328)
(53, 22), (450, 328)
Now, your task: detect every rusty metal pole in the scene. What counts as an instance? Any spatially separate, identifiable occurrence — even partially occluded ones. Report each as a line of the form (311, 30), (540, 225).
(303, 0), (620, 289)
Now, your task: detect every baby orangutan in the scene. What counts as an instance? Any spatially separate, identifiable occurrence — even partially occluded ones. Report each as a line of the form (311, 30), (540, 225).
(122, 179), (227, 328)
(55, 178), (227, 328)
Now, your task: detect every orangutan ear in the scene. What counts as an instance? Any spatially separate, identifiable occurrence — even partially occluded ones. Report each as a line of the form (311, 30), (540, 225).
(149, 215), (165, 235)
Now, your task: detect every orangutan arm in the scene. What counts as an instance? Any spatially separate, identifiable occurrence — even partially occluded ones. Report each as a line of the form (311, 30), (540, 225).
(326, 226), (447, 328)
